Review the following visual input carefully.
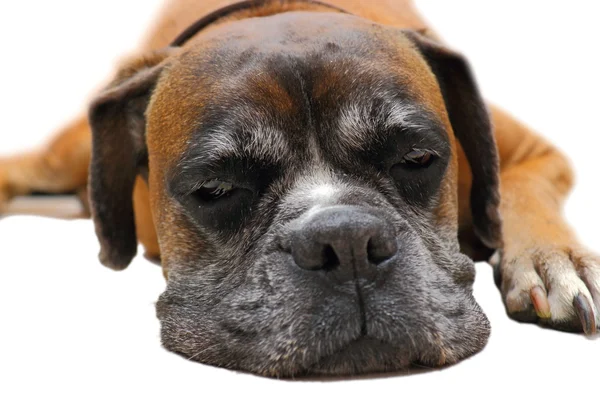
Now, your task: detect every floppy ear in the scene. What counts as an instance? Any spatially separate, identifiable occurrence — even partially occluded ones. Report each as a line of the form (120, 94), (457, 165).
(404, 31), (503, 249)
(88, 48), (178, 270)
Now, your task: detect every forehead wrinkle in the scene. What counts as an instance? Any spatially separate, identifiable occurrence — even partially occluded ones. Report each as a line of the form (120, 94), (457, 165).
(176, 122), (290, 174)
(336, 99), (429, 151)
(223, 103), (290, 163)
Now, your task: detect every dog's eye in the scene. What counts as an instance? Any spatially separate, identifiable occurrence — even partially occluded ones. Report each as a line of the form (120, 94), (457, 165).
(194, 180), (236, 201)
(400, 149), (436, 168)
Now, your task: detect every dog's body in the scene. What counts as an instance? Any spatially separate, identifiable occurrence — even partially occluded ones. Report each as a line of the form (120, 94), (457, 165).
(1, 0), (598, 376)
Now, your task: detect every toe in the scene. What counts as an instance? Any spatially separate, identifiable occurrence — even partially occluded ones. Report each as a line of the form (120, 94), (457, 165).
(503, 264), (546, 322)
(573, 294), (597, 336)
(530, 286), (551, 319)
(575, 254), (600, 327)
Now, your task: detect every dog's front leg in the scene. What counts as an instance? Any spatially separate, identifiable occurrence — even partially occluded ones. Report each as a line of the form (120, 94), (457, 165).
(0, 116), (91, 214)
(490, 106), (599, 335)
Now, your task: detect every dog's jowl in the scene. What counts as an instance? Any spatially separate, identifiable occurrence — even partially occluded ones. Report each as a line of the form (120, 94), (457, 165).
(1, 0), (598, 377)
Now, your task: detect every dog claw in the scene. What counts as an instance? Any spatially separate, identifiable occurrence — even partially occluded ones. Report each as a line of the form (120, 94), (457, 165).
(530, 286), (551, 319)
(573, 294), (597, 336)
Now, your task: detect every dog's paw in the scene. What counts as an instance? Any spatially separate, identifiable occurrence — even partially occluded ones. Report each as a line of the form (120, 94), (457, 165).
(492, 247), (600, 335)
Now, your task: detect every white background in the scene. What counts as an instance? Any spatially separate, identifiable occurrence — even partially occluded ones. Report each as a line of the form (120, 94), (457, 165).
(0, 1), (599, 399)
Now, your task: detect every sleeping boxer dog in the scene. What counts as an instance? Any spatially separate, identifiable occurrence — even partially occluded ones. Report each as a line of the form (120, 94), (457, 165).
(0, 0), (598, 377)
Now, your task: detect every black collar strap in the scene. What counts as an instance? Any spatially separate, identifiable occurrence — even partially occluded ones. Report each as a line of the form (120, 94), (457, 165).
(170, 0), (349, 47)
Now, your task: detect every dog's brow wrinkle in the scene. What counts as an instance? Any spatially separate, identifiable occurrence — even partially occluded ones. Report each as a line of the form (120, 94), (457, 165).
(182, 122), (290, 170)
(203, 127), (241, 158)
(336, 101), (425, 150)
(243, 125), (289, 162)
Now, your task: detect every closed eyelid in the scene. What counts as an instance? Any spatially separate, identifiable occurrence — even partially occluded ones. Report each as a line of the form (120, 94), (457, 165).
(168, 154), (280, 200)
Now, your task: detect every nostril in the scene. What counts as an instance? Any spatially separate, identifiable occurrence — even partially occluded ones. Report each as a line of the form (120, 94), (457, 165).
(322, 245), (339, 271)
(367, 236), (398, 264)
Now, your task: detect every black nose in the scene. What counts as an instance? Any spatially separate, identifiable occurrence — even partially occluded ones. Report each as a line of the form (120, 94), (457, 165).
(288, 206), (397, 282)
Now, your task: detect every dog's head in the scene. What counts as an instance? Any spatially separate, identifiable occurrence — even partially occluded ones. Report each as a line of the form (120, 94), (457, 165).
(88, 12), (501, 376)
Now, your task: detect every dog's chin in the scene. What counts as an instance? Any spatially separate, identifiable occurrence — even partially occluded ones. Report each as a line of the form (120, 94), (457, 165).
(158, 248), (491, 378)
(301, 336), (413, 377)
(161, 305), (489, 378)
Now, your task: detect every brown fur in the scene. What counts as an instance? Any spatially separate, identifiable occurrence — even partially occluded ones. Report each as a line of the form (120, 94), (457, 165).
(0, 0), (570, 261)
(0, 0), (589, 331)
